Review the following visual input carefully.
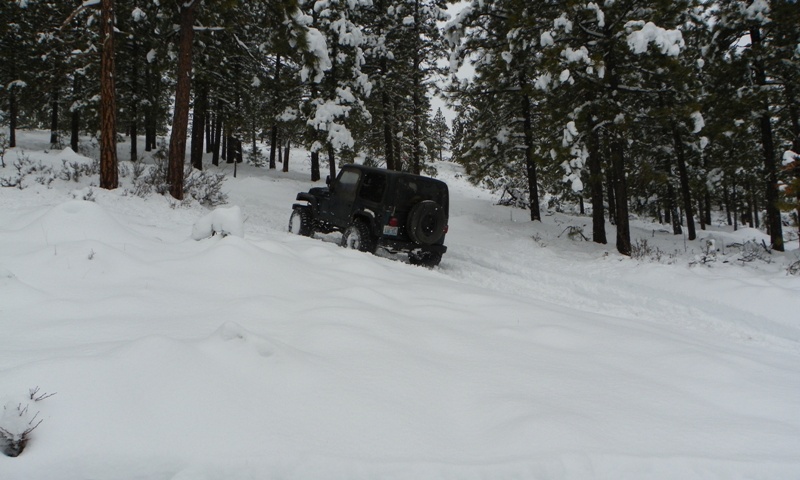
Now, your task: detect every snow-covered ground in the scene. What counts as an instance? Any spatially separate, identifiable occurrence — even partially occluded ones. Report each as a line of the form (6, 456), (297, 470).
(1, 131), (799, 479)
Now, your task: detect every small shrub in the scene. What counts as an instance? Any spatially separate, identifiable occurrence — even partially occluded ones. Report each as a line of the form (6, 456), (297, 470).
(558, 225), (588, 241)
(497, 185), (529, 209)
(632, 238), (676, 263)
(183, 166), (228, 206)
(786, 259), (800, 276)
(736, 240), (772, 264)
(1, 155), (55, 189)
(59, 158), (98, 182)
(0, 387), (55, 457)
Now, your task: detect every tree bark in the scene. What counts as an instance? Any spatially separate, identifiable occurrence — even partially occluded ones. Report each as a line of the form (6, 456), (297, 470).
(606, 166), (617, 225)
(99, 0), (118, 190)
(129, 39), (139, 162)
(70, 75), (81, 152)
(611, 137), (631, 255)
(328, 143), (336, 181)
(750, 26), (784, 251)
(283, 139), (290, 173)
(166, 1), (198, 200)
(785, 81), (800, 247)
(212, 99), (222, 165)
(382, 89), (395, 170)
(586, 117), (606, 244)
(190, 85), (207, 170)
(49, 89), (59, 147)
(672, 123), (696, 240)
(8, 90), (17, 148)
(269, 55), (282, 170)
(311, 150), (320, 182)
(519, 81), (541, 221)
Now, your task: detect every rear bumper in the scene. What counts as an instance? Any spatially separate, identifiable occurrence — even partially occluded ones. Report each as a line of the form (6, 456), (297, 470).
(379, 238), (447, 255)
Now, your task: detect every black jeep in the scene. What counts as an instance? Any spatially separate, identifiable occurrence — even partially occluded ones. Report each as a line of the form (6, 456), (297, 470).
(289, 165), (449, 267)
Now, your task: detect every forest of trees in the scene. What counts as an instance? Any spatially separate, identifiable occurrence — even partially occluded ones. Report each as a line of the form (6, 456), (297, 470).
(0, 0), (798, 255)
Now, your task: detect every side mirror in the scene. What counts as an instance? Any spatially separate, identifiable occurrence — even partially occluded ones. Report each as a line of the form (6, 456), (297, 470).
(326, 175), (333, 190)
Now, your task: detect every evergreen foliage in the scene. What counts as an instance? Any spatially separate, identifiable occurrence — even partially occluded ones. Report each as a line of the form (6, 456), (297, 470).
(0, 0), (797, 249)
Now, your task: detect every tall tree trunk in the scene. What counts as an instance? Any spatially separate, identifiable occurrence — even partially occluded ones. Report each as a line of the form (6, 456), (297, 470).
(311, 150), (320, 182)
(733, 174), (739, 231)
(207, 111), (214, 153)
(383, 88), (395, 170)
(129, 111), (138, 161)
(99, 0), (118, 190)
(586, 116), (606, 244)
(611, 137), (631, 255)
(129, 39), (139, 162)
(606, 166), (617, 225)
(190, 85), (207, 170)
(667, 183), (682, 234)
(672, 123), (696, 240)
(166, 1), (198, 200)
(283, 139), (290, 173)
(49, 89), (59, 147)
(785, 81), (800, 247)
(328, 143), (336, 181)
(70, 75), (81, 152)
(411, 28), (423, 175)
(519, 78), (541, 221)
(698, 198), (706, 231)
(9, 90), (17, 148)
(269, 55), (283, 170)
(251, 112), (258, 162)
(212, 99), (222, 165)
(750, 26), (784, 251)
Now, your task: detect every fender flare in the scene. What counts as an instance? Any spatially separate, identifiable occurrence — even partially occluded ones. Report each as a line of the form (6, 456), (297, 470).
(295, 192), (318, 210)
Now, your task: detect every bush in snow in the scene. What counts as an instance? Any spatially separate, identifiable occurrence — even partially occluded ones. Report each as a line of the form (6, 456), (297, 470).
(1, 155), (100, 188)
(0, 155), (55, 189)
(127, 160), (227, 207)
(183, 167), (228, 207)
(632, 238), (676, 264)
(58, 158), (99, 182)
(787, 259), (800, 276)
(0, 387), (55, 457)
(736, 240), (772, 265)
(497, 184), (529, 209)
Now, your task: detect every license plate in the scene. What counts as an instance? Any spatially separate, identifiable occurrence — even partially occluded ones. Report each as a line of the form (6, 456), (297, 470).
(383, 226), (398, 236)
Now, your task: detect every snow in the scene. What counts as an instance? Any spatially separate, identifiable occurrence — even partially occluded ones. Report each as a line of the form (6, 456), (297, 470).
(626, 21), (684, 57)
(0, 131), (799, 479)
(191, 205), (244, 240)
(690, 111), (705, 133)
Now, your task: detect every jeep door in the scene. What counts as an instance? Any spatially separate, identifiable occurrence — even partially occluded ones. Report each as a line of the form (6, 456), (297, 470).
(321, 168), (361, 228)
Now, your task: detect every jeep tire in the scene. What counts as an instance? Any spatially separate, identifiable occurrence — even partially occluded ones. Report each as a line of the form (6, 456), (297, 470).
(289, 207), (313, 237)
(341, 219), (376, 253)
(407, 200), (447, 245)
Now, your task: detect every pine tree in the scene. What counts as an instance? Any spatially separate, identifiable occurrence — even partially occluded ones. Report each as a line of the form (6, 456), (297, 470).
(710, 0), (791, 251)
(430, 107), (449, 163)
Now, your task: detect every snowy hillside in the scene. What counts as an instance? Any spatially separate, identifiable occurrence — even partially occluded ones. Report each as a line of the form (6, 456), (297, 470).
(1, 132), (799, 479)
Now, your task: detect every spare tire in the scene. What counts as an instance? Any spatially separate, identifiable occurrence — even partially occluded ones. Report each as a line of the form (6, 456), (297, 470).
(407, 200), (446, 245)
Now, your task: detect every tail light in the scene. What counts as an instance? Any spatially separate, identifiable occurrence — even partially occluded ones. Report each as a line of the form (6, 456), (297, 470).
(443, 225), (449, 234)
(388, 217), (399, 227)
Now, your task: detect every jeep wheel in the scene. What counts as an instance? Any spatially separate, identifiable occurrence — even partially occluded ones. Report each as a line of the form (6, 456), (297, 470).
(289, 208), (313, 237)
(341, 220), (376, 253)
(407, 200), (447, 245)
(409, 251), (442, 268)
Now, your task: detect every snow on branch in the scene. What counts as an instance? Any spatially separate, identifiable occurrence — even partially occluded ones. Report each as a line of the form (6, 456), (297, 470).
(625, 21), (684, 57)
